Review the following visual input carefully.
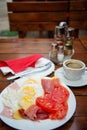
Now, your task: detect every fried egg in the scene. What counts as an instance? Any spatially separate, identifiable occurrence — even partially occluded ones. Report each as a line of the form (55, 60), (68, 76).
(14, 79), (44, 119)
(1, 77), (44, 119)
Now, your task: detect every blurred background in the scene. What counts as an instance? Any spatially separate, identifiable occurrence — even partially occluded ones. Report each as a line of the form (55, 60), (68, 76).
(0, 0), (87, 38)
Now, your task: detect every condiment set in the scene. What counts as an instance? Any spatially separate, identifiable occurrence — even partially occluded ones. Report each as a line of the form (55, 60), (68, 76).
(49, 22), (75, 65)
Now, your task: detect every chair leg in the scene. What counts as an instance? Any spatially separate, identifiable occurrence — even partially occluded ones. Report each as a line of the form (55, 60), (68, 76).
(19, 31), (26, 38)
(74, 29), (79, 38)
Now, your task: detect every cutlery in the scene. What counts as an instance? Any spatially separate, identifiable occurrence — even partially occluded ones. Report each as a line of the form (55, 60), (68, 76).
(7, 62), (51, 80)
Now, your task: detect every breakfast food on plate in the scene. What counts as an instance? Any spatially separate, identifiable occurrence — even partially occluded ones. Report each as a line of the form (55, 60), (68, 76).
(0, 77), (69, 121)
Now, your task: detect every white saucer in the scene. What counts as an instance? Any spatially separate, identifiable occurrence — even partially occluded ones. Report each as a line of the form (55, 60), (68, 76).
(55, 67), (87, 87)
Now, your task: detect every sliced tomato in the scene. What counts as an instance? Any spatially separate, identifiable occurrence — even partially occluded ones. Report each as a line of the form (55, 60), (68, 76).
(36, 97), (55, 113)
(52, 86), (69, 103)
(36, 77), (69, 120)
(36, 97), (68, 119)
(49, 102), (68, 119)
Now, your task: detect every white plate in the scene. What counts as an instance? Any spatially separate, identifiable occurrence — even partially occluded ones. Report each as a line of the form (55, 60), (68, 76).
(0, 77), (76, 130)
(55, 67), (87, 87)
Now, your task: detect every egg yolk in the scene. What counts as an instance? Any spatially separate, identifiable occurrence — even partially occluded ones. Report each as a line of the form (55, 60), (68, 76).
(22, 86), (35, 96)
(19, 86), (36, 110)
(24, 78), (37, 84)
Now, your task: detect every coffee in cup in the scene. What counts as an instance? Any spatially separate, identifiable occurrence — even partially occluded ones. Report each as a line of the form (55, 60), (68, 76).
(63, 59), (86, 80)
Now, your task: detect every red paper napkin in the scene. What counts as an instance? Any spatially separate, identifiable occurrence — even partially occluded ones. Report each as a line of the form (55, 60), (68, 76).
(0, 54), (43, 73)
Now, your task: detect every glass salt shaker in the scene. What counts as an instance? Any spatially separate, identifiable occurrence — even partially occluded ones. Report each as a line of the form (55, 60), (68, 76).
(57, 45), (64, 65)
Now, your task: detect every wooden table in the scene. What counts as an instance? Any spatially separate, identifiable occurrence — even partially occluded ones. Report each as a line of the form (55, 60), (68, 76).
(0, 38), (87, 130)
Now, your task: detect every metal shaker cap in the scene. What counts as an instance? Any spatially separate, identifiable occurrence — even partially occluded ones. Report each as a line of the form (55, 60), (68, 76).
(59, 21), (67, 27)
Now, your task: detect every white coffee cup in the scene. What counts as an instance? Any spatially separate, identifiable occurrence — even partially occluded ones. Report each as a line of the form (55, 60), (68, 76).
(63, 59), (86, 81)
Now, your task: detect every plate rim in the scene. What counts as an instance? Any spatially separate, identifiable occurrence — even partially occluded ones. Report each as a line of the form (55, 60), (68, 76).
(0, 77), (76, 130)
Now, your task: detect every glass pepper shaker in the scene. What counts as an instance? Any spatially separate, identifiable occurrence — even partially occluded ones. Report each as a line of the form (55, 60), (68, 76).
(49, 42), (58, 63)
(54, 26), (65, 46)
